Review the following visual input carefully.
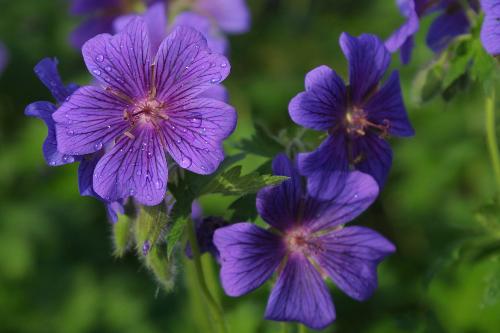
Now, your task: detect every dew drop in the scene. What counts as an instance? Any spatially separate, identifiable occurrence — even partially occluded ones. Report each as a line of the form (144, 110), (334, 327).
(220, 62), (227, 68)
(95, 54), (104, 62)
(170, 125), (176, 130)
(67, 130), (74, 136)
(94, 142), (103, 150)
(146, 195), (152, 201)
(204, 148), (210, 153)
(136, 170), (142, 176)
(154, 179), (163, 190)
(129, 188), (136, 195)
(105, 125), (111, 130)
(147, 151), (153, 158)
(105, 66), (112, 72)
(180, 156), (192, 168)
(353, 193), (359, 199)
(209, 62), (215, 68)
(190, 117), (202, 127)
(49, 161), (57, 166)
(63, 155), (75, 163)
(92, 69), (101, 76)
(176, 138), (182, 144)
(201, 165), (206, 170)
(182, 128), (187, 133)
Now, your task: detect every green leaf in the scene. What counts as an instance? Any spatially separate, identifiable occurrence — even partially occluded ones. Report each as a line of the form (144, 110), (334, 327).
(235, 122), (284, 157)
(442, 53), (471, 89)
(199, 165), (288, 196)
(166, 215), (188, 258)
(134, 204), (169, 256)
(412, 62), (444, 104)
(229, 193), (258, 222)
(112, 214), (133, 258)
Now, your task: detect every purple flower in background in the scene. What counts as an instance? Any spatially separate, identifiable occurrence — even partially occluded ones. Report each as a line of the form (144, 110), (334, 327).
(53, 18), (236, 206)
(214, 154), (394, 329)
(25, 58), (79, 166)
(194, 0), (251, 34)
(25, 58), (124, 222)
(69, 0), (165, 49)
(186, 201), (229, 261)
(0, 42), (8, 75)
(289, 33), (414, 199)
(386, 0), (477, 63)
(480, 0), (500, 55)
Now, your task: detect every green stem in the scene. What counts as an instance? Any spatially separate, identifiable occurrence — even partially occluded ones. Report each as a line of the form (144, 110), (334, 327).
(485, 87), (500, 191)
(298, 324), (307, 333)
(187, 217), (228, 333)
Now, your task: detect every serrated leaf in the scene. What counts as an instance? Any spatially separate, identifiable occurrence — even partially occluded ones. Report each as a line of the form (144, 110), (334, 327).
(442, 53), (471, 89)
(166, 215), (188, 258)
(199, 165), (288, 196)
(236, 122), (284, 157)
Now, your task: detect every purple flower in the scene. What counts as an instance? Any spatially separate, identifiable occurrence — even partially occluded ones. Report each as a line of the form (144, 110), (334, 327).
(0, 41), (8, 75)
(53, 18), (236, 206)
(214, 154), (395, 329)
(194, 0), (251, 34)
(25, 58), (79, 166)
(289, 33), (414, 199)
(480, 0), (500, 55)
(25, 58), (124, 222)
(386, 0), (476, 63)
(69, 0), (165, 49)
(186, 201), (228, 261)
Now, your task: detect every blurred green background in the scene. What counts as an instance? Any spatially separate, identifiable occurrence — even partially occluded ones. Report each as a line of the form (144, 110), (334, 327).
(1, 0), (499, 332)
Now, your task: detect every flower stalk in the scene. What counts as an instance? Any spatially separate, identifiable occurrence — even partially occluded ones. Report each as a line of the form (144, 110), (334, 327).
(485, 86), (500, 191)
(187, 217), (228, 333)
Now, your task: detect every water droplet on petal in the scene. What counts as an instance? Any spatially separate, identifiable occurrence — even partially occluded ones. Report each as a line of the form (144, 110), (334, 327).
(63, 155), (75, 163)
(190, 117), (202, 127)
(129, 188), (136, 195)
(49, 161), (57, 166)
(146, 195), (152, 201)
(180, 156), (192, 168)
(94, 142), (103, 150)
(92, 69), (101, 76)
(220, 62), (227, 68)
(353, 193), (359, 199)
(154, 179), (163, 190)
(67, 130), (74, 136)
(136, 170), (142, 176)
(147, 151), (153, 158)
(105, 66), (112, 72)
(96, 54), (104, 62)
(176, 138), (182, 144)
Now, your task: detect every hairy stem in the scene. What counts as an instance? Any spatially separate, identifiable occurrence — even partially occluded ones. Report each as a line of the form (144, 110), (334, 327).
(485, 87), (500, 191)
(187, 218), (228, 333)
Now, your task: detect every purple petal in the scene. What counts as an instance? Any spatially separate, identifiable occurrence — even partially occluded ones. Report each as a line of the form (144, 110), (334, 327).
(82, 17), (152, 99)
(400, 35), (415, 64)
(214, 223), (285, 297)
(480, 0), (500, 55)
(70, 0), (120, 15)
(25, 101), (74, 166)
(154, 26), (230, 103)
(191, 200), (203, 223)
(0, 41), (8, 74)
(312, 226), (395, 301)
(195, 0), (251, 34)
(339, 33), (391, 104)
(70, 17), (115, 50)
(265, 253), (335, 330)
(303, 171), (379, 232)
(198, 84), (229, 103)
(33, 58), (77, 104)
(385, 1), (419, 52)
(426, 9), (469, 52)
(256, 153), (303, 232)
(78, 153), (101, 197)
(53, 86), (129, 156)
(289, 65), (347, 131)
(93, 126), (168, 205)
(172, 11), (229, 55)
(160, 98), (236, 174)
(106, 200), (125, 223)
(351, 133), (393, 188)
(364, 71), (414, 137)
(297, 134), (349, 200)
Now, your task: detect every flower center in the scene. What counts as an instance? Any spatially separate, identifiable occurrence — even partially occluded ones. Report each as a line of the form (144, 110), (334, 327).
(284, 228), (323, 255)
(124, 98), (169, 127)
(343, 105), (390, 138)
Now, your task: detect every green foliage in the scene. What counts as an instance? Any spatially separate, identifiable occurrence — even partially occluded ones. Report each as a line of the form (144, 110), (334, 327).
(199, 165), (288, 196)
(112, 215), (133, 258)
